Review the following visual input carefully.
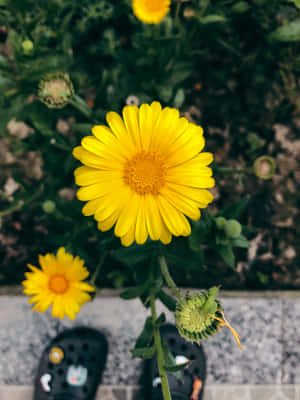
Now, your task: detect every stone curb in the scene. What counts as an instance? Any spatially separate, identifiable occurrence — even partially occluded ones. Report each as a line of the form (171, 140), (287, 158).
(1, 285), (300, 298)
(0, 385), (299, 400)
(0, 293), (299, 388)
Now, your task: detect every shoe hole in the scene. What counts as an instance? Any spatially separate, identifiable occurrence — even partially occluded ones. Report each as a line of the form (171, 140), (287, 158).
(68, 344), (75, 352)
(66, 358), (73, 365)
(57, 368), (64, 376)
(169, 337), (176, 346)
(78, 356), (84, 363)
(89, 355), (96, 362)
(61, 382), (68, 389)
(181, 344), (187, 352)
(83, 386), (88, 393)
(194, 367), (200, 375)
(47, 362), (54, 370)
(82, 343), (89, 351)
(190, 354), (196, 360)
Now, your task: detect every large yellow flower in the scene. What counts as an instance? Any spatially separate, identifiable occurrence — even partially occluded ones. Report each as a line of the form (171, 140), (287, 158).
(22, 247), (95, 320)
(132, 0), (171, 24)
(73, 102), (214, 247)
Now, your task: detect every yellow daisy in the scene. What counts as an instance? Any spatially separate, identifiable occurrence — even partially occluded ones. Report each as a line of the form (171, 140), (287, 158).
(132, 0), (171, 24)
(22, 247), (95, 320)
(73, 102), (215, 247)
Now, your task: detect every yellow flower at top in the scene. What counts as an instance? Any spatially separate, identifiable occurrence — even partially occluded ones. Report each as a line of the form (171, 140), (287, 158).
(73, 101), (215, 247)
(22, 247), (95, 320)
(132, 0), (171, 24)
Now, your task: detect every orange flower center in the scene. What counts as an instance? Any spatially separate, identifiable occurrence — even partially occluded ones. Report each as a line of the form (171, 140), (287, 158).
(49, 275), (69, 294)
(143, 0), (166, 12)
(123, 151), (166, 195)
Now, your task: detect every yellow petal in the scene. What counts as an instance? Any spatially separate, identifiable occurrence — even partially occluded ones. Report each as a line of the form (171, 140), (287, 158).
(161, 187), (200, 221)
(114, 191), (139, 237)
(122, 105), (141, 150)
(145, 195), (162, 240)
(157, 195), (188, 236)
(135, 196), (148, 244)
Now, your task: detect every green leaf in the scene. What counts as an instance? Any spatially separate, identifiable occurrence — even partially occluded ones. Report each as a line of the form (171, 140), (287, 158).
(155, 312), (166, 327)
(216, 244), (235, 268)
(120, 283), (147, 300)
(198, 15), (227, 24)
(165, 361), (191, 372)
(220, 197), (249, 219)
(231, 235), (250, 248)
(131, 345), (156, 359)
(157, 290), (177, 312)
(161, 339), (182, 380)
(173, 88), (185, 108)
(134, 316), (153, 349)
(288, 0), (300, 9)
(112, 243), (152, 267)
(269, 19), (300, 42)
(74, 123), (94, 136)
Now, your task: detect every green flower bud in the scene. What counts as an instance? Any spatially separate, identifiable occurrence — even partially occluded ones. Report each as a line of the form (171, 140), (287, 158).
(224, 219), (242, 239)
(22, 39), (34, 55)
(42, 200), (56, 214)
(253, 156), (276, 180)
(38, 72), (74, 109)
(175, 288), (241, 349)
(216, 216), (226, 230)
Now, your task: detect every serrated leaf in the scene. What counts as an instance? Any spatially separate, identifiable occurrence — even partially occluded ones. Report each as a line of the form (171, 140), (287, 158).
(217, 244), (235, 268)
(165, 361), (191, 372)
(120, 283), (147, 300)
(162, 339), (182, 381)
(135, 316), (153, 349)
(173, 88), (185, 108)
(155, 312), (166, 327)
(157, 290), (177, 312)
(269, 19), (300, 42)
(288, 0), (300, 8)
(112, 244), (152, 267)
(131, 345), (156, 359)
(231, 235), (250, 248)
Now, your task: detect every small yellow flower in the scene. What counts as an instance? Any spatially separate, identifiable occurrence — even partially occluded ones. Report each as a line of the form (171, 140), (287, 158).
(22, 247), (95, 320)
(132, 0), (171, 24)
(73, 101), (215, 247)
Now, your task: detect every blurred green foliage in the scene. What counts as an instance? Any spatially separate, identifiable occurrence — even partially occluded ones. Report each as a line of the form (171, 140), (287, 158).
(0, 0), (299, 287)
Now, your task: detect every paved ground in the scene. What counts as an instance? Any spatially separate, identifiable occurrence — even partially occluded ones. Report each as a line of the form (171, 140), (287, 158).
(0, 291), (299, 399)
(1, 385), (299, 400)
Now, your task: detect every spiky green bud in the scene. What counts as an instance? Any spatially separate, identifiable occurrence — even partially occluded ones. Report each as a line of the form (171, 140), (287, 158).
(175, 288), (223, 343)
(175, 288), (242, 349)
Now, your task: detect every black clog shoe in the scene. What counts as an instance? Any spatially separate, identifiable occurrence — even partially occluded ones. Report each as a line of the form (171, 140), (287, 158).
(144, 324), (206, 400)
(33, 326), (108, 400)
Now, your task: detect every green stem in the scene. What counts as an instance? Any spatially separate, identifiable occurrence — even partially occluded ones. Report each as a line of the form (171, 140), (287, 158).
(159, 255), (182, 301)
(174, 0), (182, 30)
(0, 200), (24, 217)
(0, 184), (43, 218)
(69, 95), (92, 119)
(90, 253), (106, 286)
(150, 296), (172, 400)
(215, 167), (249, 175)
